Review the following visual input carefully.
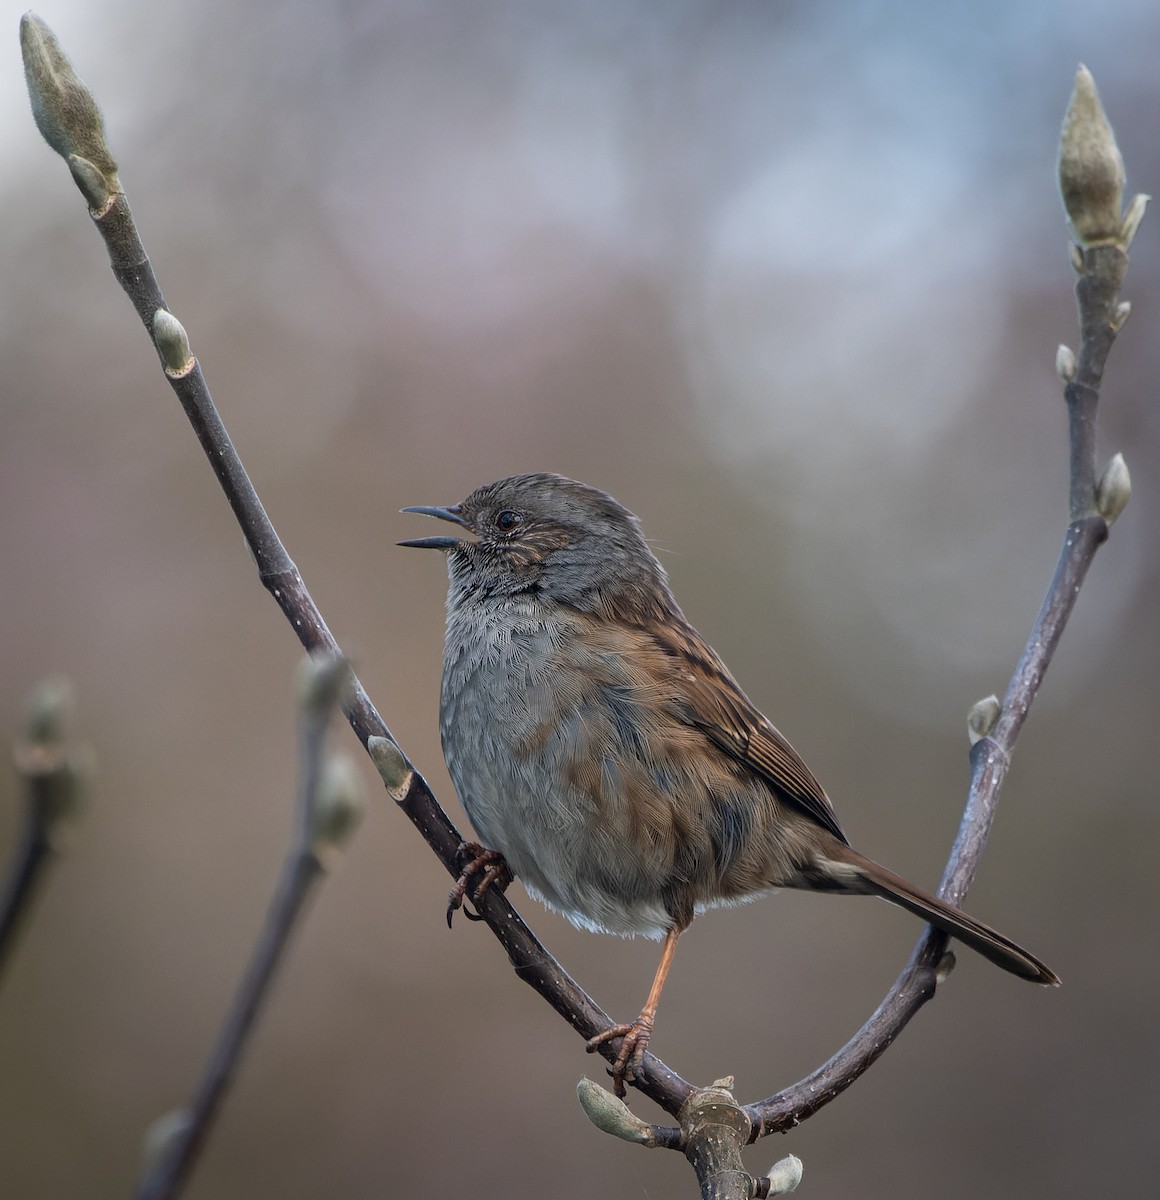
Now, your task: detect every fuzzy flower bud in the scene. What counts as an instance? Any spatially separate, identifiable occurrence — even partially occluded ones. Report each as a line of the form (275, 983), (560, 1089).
(1095, 453), (1131, 524)
(1059, 67), (1124, 246)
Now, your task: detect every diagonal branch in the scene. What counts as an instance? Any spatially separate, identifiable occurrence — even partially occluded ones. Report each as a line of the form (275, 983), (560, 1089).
(19, 9), (692, 1118)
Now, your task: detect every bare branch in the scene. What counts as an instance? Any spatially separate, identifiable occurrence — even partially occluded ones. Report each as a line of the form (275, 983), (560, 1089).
(133, 656), (363, 1200)
(746, 65), (1139, 1134)
(0, 677), (85, 982)
(19, 10), (695, 1118)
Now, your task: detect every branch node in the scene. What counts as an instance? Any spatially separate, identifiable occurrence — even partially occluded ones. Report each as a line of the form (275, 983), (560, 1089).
(680, 1078), (767, 1200)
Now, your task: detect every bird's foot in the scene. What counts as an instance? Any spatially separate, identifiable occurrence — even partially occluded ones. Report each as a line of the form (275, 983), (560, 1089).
(586, 1013), (654, 1099)
(447, 842), (511, 927)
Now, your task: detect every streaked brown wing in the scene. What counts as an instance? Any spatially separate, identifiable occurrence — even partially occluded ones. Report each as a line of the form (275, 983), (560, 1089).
(657, 620), (850, 846)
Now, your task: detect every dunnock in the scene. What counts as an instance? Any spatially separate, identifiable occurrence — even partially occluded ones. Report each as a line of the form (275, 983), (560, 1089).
(402, 473), (1058, 1096)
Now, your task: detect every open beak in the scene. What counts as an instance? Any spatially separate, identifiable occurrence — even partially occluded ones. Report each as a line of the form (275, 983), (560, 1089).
(398, 504), (468, 550)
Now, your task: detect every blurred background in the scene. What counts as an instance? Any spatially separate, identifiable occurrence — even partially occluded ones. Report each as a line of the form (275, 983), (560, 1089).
(1, 1), (1158, 1196)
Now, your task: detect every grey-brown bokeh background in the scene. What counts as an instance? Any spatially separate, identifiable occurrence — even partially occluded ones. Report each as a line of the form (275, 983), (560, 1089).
(2, 2), (1158, 1196)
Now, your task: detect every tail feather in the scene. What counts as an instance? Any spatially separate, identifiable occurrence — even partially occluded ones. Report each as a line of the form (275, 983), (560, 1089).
(824, 850), (1060, 986)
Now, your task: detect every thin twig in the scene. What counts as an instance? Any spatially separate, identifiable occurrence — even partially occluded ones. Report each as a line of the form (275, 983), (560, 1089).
(0, 788), (56, 979)
(0, 677), (83, 983)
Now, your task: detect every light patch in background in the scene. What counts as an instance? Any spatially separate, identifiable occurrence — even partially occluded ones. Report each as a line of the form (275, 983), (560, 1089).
(679, 95), (1142, 717)
(324, 41), (633, 331)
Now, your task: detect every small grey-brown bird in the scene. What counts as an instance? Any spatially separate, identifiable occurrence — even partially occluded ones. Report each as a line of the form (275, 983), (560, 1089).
(401, 473), (1058, 1096)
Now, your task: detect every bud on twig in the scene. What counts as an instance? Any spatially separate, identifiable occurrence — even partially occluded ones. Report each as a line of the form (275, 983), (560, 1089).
(296, 653), (352, 716)
(141, 1108), (192, 1178)
(1120, 192), (1150, 249)
(152, 310), (195, 377)
(1058, 66), (1124, 247)
(576, 1078), (660, 1146)
(24, 675), (74, 745)
(20, 14), (119, 183)
(1055, 344), (1077, 383)
(311, 755), (365, 856)
(967, 695), (1001, 745)
(14, 676), (87, 833)
(367, 734), (412, 799)
(757, 1155), (804, 1196)
(67, 154), (112, 212)
(1095, 453), (1131, 524)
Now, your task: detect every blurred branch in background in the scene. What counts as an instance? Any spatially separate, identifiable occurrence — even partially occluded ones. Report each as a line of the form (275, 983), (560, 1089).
(0, 676), (86, 983)
(134, 655), (364, 1200)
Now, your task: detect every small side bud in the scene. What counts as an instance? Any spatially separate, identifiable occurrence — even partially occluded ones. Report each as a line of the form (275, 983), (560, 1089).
(1120, 193), (1150, 248)
(1111, 300), (1131, 332)
(296, 653), (351, 716)
(1055, 344), (1077, 383)
(311, 755), (365, 856)
(576, 1079), (658, 1146)
(935, 948), (957, 985)
(67, 154), (112, 212)
(967, 695), (1001, 745)
(141, 1109), (192, 1178)
(152, 310), (195, 377)
(14, 675), (88, 833)
(367, 734), (413, 799)
(20, 14), (119, 179)
(757, 1155), (804, 1197)
(1068, 243), (1085, 274)
(24, 675), (74, 745)
(1058, 66), (1125, 246)
(1095, 453), (1131, 524)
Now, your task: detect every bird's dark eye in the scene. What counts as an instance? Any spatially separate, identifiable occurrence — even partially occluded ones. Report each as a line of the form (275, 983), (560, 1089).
(494, 509), (522, 532)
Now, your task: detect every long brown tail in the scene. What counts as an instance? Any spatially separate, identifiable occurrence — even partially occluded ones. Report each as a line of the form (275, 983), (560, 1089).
(823, 849), (1060, 986)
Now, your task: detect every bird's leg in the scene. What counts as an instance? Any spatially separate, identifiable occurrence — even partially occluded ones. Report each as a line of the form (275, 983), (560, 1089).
(587, 924), (682, 1098)
(446, 842), (512, 927)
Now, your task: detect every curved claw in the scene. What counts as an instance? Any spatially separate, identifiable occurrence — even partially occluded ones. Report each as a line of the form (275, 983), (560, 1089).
(586, 1015), (654, 1099)
(446, 843), (511, 927)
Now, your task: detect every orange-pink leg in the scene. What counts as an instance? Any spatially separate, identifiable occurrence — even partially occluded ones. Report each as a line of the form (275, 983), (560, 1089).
(587, 924), (682, 1098)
